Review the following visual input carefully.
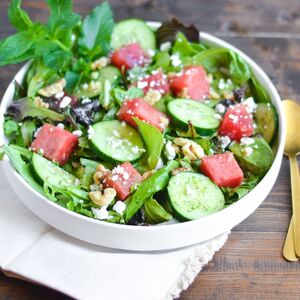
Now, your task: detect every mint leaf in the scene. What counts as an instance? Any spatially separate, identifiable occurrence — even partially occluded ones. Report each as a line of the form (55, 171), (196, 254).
(0, 23), (47, 66)
(0, 31), (34, 65)
(46, 0), (80, 42)
(44, 49), (72, 71)
(8, 0), (33, 31)
(79, 2), (114, 57)
(65, 71), (80, 94)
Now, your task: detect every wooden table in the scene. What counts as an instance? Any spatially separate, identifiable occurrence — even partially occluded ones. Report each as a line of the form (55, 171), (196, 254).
(1, 0), (300, 299)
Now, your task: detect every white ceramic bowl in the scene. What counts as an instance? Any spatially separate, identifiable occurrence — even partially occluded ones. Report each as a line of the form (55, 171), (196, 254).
(0, 25), (285, 251)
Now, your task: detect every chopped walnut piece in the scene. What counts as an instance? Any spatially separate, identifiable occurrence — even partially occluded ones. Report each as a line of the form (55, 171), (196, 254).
(33, 96), (49, 109)
(38, 78), (66, 97)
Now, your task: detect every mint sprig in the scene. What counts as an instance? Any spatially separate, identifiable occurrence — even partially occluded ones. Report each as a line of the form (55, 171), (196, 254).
(0, 0), (115, 94)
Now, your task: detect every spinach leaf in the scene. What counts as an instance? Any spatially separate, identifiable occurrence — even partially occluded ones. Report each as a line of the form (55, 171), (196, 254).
(79, 2), (114, 58)
(134, 117), (164, 170)
(125, 160), (179, 222)
(152, 51), (170, 72)
(6, 98), (64, 122)
(249, 74), (269, 103)
(2, 144), (46, 196)
(191, 48), (251, 84)
(144, 196), (172, 224)
(8, 0), (33, 31)
(172, 32), (199, 57)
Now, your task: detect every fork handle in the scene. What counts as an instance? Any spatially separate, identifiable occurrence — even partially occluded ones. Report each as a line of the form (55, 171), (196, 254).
(289, 155), (300, 257)
(283, 216), (298, 261)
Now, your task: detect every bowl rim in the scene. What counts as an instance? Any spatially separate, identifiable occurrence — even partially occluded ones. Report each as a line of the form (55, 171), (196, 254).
(0, 26), (285, 233)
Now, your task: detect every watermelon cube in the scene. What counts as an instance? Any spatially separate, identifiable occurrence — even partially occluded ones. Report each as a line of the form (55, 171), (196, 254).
(117, 98), (169, 132)
(169, 66), (210, 100)
(111, 43), (149, 70)
(103, 162), (142, 200)
(31, 124), (78, 165)
(200, 152), (244, 188)
(218, 104), (254, 141)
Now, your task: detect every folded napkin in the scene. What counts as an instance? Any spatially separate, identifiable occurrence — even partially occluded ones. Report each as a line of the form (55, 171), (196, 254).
(0, 174), (228, 300)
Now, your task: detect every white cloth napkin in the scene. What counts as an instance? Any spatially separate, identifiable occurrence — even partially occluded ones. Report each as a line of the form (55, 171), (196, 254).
(0, 174), (229, 300)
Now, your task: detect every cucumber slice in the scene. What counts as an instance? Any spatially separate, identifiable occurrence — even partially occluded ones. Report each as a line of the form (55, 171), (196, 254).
(74, 66), (121, 99)
(167, 99), (220, 136)
(254, 103), (278, 144)
(32, 153), (88, 199)
(167, 172), (225, 221)
(111, 19), (156, 51)
(90, 120), (145, 163)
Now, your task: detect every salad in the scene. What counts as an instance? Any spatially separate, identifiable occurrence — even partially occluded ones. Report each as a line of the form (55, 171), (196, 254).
(0, 1), (277, 225)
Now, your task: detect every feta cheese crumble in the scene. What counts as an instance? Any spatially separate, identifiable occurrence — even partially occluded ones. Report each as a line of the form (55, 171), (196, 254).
(242, 97), (257, 113)
(215, 103), (226, 115)
(170, 54), (182, 67)
(243, 146), (253, 157)
(228, 114), (239, 124)
(72, 130), (83, 137)
(59, 96), (72, 108)
(147, 49), (156, 57)
(213, 113), (222, 120)
(55, 91), (64, 99)
(165, 141), (176, 160)
(155, 158), (164, 170)
(218, 79), (225, 90)
(91, 71), (99, 79)
(92, 206), (109, 220)
(34, 127), (42, 138)
(113, 201), (126, 215)
(81, 98), (91, 104)
(219, 136), (231, 149)
(160, 41), (171, 52)
(131, 146), (140, 154)
(57, 123), (64, 129)
(82, 83), (89, 90)
(137, 81), (148, 89)
(240, 137), (255, 146)
(87, 126), (94, 139)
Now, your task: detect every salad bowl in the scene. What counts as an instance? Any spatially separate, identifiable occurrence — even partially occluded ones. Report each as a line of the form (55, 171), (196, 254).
(0, 23), (285, 251)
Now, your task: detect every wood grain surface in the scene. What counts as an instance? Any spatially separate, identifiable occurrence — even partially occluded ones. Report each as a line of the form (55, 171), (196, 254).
(1, 0), (300, 299)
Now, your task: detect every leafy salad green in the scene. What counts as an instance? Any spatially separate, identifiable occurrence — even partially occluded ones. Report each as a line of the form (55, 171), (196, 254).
(0, 0), (277, 226)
